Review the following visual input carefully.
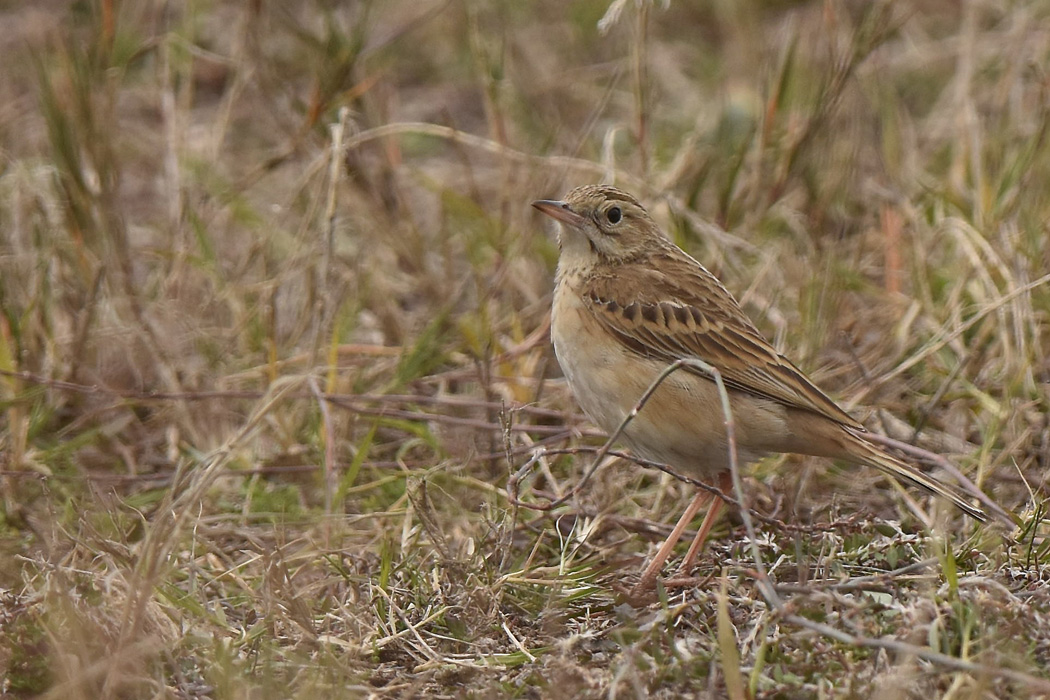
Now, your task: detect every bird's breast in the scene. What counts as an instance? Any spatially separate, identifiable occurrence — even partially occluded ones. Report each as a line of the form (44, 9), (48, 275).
(551, 281), (633, 432)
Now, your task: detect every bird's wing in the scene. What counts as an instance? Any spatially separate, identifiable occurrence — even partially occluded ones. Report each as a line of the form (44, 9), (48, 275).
(582, 250), (864, 429)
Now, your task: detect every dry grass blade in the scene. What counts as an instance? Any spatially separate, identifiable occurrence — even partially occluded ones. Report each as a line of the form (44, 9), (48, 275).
(717, 575), (749, 700)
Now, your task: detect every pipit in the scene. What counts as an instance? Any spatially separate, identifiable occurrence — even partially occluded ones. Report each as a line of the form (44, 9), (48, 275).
(532, 184), (985, 594)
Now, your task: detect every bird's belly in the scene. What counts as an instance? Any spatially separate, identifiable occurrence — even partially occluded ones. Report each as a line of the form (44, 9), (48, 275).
(552, 298), (787, 475)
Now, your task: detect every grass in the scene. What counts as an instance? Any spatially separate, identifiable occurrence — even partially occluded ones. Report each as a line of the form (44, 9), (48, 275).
(2, 0), (1050, 697)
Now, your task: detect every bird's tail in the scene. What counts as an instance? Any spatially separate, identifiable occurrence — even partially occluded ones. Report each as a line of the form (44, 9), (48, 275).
(845, 431), (987, 522)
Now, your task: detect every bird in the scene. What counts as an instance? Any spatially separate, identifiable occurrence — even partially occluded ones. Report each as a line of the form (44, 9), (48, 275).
(531, 184), (986, 595)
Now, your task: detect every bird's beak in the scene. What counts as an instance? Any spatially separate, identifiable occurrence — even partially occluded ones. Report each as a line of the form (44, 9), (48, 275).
(532, 199), (588, 228)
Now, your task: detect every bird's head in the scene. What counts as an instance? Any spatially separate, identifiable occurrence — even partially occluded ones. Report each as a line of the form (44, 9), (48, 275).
(532, 184), (665, 264)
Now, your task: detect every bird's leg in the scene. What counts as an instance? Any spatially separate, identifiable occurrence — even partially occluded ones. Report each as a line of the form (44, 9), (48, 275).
(633, 489), (712, 593)
(677, 472), (732, 575)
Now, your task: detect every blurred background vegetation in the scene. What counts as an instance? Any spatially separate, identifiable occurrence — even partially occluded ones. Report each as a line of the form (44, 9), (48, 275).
(1, 1), (1050, 697)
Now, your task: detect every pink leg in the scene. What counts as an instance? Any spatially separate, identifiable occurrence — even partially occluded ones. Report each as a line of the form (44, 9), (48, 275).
(679, 472), (732, 575)
(678, 497), (725, 575)
(634, 489), (712, 593)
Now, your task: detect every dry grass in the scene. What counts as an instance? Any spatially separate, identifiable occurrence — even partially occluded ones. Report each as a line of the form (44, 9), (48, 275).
(2, 1), (1050, 697)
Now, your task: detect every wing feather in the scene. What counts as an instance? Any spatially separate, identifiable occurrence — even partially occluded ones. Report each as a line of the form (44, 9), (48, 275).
(583, 250), (863, 429)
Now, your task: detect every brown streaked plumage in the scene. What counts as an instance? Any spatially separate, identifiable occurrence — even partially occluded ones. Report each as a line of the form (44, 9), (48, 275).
(532, 184), (985, 595)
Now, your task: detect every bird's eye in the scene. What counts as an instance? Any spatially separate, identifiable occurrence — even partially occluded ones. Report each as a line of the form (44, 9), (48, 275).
(606, 206), (622, 224)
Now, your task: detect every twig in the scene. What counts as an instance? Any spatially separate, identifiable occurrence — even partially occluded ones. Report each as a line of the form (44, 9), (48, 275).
(702, 358), (781, 610)
(0, 369), (583, 423)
